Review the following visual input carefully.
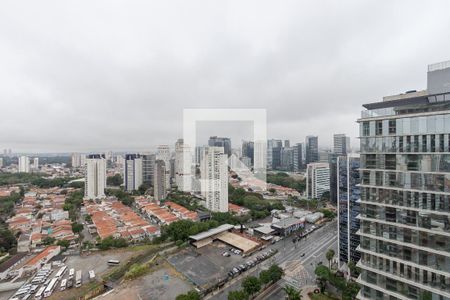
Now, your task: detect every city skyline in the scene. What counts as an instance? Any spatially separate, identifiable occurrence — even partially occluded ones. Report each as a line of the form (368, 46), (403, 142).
(2, 2), (450, 152)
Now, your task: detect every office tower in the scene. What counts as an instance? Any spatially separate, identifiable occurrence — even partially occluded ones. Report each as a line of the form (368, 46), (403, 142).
(306, 162), (330, 199)
(153, 160), (166, 201)
(293, 143), (303, 172)
(267, 139), (282, 170)
(346, 136), (351, 153)
(195, 146), (207, 166)
(18, 156), (30, 173)
(71, 153), (82, 168)
(281, 147), (294, 171)
(142, 154), (155, 187)
(329, 153), (338, 204)
(208, 136), (232, 157)
(80, 154), (87, 166)
(284, 140), (290, 148)
(201, 147), (228, 212)
(242, 141), (255, 165)
(124, 154), (143, 192)
(32, 157), (39, 170)
(305, 136), (319, 164)
(0, 157), (3, 168)
(175, 139), (192, 192)
(8, 149), (12, 157)
(156, 145), (171, 188)
(357, 61), (450, 299)
(337, 154), (361, 269)
(84, 154), (106, 199)
(334, 134), (349, 156)
(2, 149), (6, 156)
(319, 150), (332, 163)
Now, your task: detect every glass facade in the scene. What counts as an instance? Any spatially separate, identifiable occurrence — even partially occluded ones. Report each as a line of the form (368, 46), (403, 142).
(338, 155), (361, 267)
(358, 99), (450, 300)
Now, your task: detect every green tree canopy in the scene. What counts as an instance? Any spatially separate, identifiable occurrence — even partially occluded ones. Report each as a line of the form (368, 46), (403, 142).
(228, 290), (249, 300)
(242, 276), (261, 296)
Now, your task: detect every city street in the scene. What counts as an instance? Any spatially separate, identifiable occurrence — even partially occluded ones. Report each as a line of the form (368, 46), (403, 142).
(211, 220), (337, 300)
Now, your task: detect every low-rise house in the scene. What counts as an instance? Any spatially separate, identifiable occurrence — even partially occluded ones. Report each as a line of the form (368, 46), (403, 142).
(228, 203), (250, 216)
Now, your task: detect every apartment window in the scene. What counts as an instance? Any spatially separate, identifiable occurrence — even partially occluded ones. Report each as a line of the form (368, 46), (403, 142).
(363, 122), (370, 136)
(385, 154), (396, 170)
(413, 135), (419, 152)
(439, 134), (444, 152)
(431, 135), (436, 152)
(388, 119), (396, 134)
(399, 137), (403, 152)
(406, 154), (419, 171)
(422, 135), (427, 152)
(406, 136), (411, 152)
(376, 121), (383, 136)
(365, 154), (377, 169)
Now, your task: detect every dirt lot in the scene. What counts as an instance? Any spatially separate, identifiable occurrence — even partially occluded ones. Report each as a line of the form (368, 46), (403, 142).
(98, 261), (193, 300)
(168, 241), (247, 289)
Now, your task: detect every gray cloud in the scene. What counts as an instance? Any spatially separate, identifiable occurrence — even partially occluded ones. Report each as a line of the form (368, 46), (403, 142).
(1, 0), (450, 153)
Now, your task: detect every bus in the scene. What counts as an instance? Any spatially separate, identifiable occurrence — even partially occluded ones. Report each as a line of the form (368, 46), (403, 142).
(55, 266), (67, 279)
(60, 279), (67, 291)
(44, 278), (58, 298)
(89, 270), (95, 280)
(75, 270), (82, 288)
(107, 259), (120, 266)
(34, 286), (46, 300)
(69, 268), (75, 279)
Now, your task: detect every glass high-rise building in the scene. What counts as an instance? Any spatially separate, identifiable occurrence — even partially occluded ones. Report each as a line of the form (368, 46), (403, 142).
(305, 135), (319, 164)
(357, 61), (450, 300)
(337, 154), (361, 268)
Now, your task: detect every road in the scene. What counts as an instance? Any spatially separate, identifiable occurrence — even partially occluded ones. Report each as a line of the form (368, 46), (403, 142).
(211, 220), (337, 300)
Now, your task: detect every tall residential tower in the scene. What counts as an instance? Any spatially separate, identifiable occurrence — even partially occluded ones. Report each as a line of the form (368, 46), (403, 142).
(357, 61), (450, 299)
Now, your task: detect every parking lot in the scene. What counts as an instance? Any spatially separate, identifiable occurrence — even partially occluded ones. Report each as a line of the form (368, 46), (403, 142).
(167, 241), (276, 292)
(168, 241), (246, 289)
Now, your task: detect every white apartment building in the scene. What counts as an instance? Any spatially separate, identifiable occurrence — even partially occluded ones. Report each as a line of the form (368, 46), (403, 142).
(71, 153), (82, 168)
(201, 147), (228, 212)
(84, 154), (106, 200)
(175, 139), (192, 192)
(124, 154), (143, 192)
(32, 157), (39, 170)
(306, 162), (330, 199)
(18, 156), (30, 173)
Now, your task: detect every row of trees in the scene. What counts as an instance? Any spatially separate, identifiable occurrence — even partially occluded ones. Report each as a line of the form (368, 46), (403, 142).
(63, 190), (84, 221)
(314, 265), (360, 300)
(228, 265), (284, 300)
(266, 172), (306, 192)
(105, 188), (134, 206)
(229, 186), (285, 219)
(97, 236), (128, 250)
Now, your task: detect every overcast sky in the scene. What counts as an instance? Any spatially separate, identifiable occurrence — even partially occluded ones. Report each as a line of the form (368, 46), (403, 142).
(1, 1), (450, 153)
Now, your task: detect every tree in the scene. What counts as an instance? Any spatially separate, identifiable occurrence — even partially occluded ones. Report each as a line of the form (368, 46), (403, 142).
(42, 237), (56, 245)
(107, 174), (123, 186)
(326, 249), (335, 269)
(71, 222), (84, 233)
(259, 270), (271, 285)
(314, 265), (331, 293)
(57, 240), (70, 250)
(268, 264), (284, 283)
(242, 276), (261, 296)
(175, 290), (200, 300)
(228, 290), (249, 300)
(283, 286), (302, 300)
